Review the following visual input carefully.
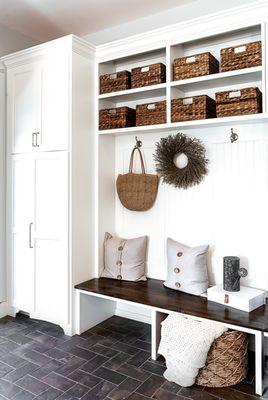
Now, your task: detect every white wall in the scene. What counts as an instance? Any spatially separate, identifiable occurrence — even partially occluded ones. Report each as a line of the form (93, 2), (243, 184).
(84, 0), (260, 45)
(0, 24), (39, 57)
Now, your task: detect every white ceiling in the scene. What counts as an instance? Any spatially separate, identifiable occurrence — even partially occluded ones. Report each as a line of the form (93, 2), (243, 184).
(0, 0), (196, 42)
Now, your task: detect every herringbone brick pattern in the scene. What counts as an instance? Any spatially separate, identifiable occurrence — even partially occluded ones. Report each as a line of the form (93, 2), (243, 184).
(0, 314), (264, 399)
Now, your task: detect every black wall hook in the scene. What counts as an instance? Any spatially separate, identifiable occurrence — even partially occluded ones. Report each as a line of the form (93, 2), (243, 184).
(135, 136), (142, 148)
(230, 128), (238, 143)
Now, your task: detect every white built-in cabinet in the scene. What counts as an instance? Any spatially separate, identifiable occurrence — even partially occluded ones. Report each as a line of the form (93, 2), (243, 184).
(4, 35), (95, 334)
(0, 66), (6, 304)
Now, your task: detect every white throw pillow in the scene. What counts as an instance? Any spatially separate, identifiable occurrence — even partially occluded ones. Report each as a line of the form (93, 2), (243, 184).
(164, 238), (209, 295)
(101, 232), (147, 281)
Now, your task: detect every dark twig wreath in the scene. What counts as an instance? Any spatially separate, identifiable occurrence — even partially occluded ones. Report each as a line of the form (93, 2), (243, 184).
(154, 133), (209, 189)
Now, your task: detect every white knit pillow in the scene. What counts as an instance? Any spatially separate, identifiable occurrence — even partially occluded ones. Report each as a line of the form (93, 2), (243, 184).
(101, 232), (147, 281)
(164, 238), (209, 295)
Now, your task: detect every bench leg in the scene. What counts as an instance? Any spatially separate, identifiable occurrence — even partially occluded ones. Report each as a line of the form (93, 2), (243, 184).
(255, 330), (263, 396)
(75, 291), (116, 335)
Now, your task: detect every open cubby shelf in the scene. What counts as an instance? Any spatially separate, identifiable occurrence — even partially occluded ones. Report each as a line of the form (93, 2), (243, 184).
(97, 23), (265, 135)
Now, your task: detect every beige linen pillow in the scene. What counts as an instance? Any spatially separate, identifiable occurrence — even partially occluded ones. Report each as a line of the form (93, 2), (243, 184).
(164, 238), (209, 295)
(101, 232), (147, 281)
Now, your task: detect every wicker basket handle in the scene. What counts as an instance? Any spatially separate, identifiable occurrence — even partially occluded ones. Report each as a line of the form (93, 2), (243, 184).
(129, 147), (146, 174)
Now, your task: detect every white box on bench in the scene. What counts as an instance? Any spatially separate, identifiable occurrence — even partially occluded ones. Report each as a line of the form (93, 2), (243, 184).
(207, 285), (266, 312)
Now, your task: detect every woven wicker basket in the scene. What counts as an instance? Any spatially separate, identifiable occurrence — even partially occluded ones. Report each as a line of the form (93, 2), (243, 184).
(99, 71), (131, 94)
(196, 330), (248, 388)
(136, 101), (166, 126)
(99, 107), (136, 130)
(131, 63), (166, 89)
(116, 146), (159, 211)
(173, 52), (219, 81)
(171, 95), (216, 122)
(216, 87), (262, 118)
(221, 41), (262, 72)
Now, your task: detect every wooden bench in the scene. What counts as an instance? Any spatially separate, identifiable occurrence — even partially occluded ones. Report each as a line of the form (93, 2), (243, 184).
(75, 278), (268, 395)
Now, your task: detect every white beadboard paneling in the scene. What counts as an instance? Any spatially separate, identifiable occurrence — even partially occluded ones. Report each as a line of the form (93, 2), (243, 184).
(112, 124), (268, 291)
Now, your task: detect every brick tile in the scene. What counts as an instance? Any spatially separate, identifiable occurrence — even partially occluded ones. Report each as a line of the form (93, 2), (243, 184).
(80, 355), (109, 374)
(131, 340), (151, 352)
(82, 380), (116, 400)
(103, 352), (130, 370)
(16, 374), (50, 395)
(111, 342), (138, 356)
(54, 356), (86, 376)
(57, 383), (89, 399)
(12, 389), (35, 400)
(0, 361), (14, 378)
(35, 387), (63, 399)
(45, 348), (74, 363)
(127, 351), (150, 368)
(67, 369), (101, 387)
(20, 350), (53, 366)
(0, 379), (22, 398)
(3, 362), (37, 383)
(117, 364), (151, 382)
(91, 344), (119, 358)
(0, 353), (26, 368)
(92, 366), (126, 385)
(153, 388), (185, 399)
(135, 374), (165, 397)
(42, 372), (76, 391)
(31, 359), (64, 379)
(127, 393), (151, 400)
(108, 377), (141, 400)
(141, 360), (166, 376)
(7, 333), (33, 346)
(77, 334), (104, 349)
(161, 381), (181, 394)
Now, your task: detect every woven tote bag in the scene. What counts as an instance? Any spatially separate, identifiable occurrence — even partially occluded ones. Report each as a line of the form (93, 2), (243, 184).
(116, 146), (159, 211)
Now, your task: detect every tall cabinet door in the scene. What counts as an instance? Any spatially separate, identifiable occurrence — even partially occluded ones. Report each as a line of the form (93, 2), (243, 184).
(34, 152), (69, 326)
(7, 64), (41, 154)
(11, 155), (35, 312)
(40, 56), (69, 151)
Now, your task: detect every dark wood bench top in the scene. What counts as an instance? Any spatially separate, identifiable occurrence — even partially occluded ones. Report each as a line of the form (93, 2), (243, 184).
(75, 278), (268, 332)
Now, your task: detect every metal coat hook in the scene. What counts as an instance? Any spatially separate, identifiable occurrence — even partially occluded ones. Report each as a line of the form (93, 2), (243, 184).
(135, 136), (142, 148)
(230, 128), (238, 143)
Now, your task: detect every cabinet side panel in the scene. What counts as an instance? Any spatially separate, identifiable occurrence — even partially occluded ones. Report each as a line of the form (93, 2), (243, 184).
(71, 52), (95, 285)
(0, 69), (6, 302)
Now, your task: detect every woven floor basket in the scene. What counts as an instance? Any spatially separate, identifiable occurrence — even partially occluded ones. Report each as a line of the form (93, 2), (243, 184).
(116, 146), (159, 211)
(196, 330), (248, 388)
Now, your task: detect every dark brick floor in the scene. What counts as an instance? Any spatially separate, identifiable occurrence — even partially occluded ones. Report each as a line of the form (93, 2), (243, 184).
(0, 314), (265, 399)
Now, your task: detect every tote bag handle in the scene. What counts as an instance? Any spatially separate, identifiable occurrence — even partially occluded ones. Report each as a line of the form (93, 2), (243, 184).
(129, 146), (146, 174)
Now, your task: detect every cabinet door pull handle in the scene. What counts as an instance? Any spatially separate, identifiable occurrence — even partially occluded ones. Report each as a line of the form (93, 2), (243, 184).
(29, 223), (34, 248)
(35, 132), (40, 147)
(32, 133), (36, 147)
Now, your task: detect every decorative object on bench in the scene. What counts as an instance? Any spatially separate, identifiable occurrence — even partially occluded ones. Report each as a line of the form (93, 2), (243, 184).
(216, 87), (262, 117)
(154, 133), (208, 189)
(136, 100), (166, 126)
(220, 41), (262, 72)
(158, 313), (227, 387)
(207, 285), (265, 312)
(99, 106), (136, 130)
(99, 70), (131, 94)
(116, 138), (159, 211)
(101, 232), (147, 281)
(131, 63), (166, 88)
(196, 330), (248, 387)
(163, 238), (209, 295)
(171, 95), (216, 122)
(173, 52), (219, 81)
(223, 256), (248, 292)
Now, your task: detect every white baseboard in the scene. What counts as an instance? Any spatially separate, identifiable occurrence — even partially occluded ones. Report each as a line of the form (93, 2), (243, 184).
(115, 303), (151, 325)
(0, 302), (11, 318)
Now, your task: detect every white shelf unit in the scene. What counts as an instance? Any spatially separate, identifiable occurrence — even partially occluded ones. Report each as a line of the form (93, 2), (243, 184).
(98, 24), (266, 135)
(95, 20), (268, 284)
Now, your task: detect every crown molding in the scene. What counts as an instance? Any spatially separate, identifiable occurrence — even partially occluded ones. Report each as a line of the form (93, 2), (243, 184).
(1, 35), (96, 68)
(95, 0), (268, 62)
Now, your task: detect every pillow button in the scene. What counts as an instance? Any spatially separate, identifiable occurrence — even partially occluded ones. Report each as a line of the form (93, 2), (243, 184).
(116, 261), (122, 266)
(118, 246), (123, 251)
(177, 252), (183, 257)
(117, 275), (122, 280)
(175, 282), (181, 288)
(174, 267), (180, 273)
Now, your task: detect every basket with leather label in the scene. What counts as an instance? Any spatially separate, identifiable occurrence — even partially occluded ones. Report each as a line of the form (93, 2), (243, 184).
(99, 107), (136, 130)
(173, 52), (219, 81)
(136, 100), (166, 126)
(220, 41), (262, 72)
(116, 145), (159, 212)
(131, 63), (166, 88)
(171, 95), (216, 122)
(216, 87), (262, 117)
(99, 71), (131, 94)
